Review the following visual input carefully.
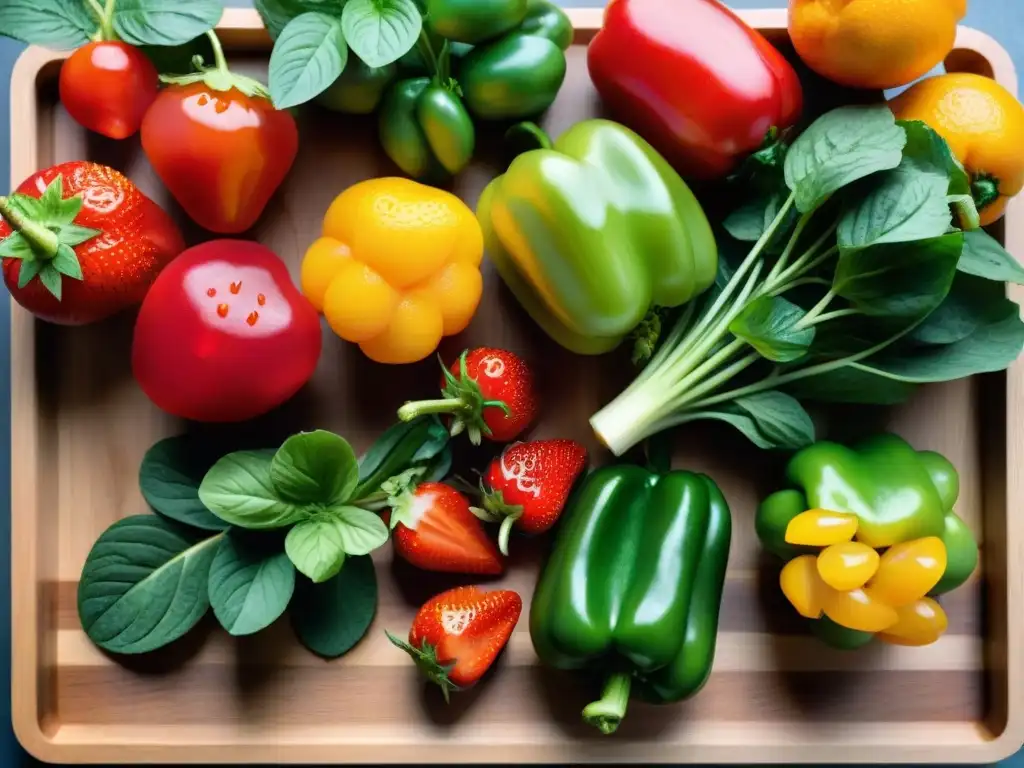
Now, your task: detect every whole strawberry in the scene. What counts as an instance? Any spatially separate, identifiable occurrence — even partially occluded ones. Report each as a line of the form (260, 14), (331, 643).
(0, 162), (184, 325)
(386, 585), (522, 701)
(472, 439), (588, 554)
(398, 348), (538, 444)
(386, 479), (503, 575)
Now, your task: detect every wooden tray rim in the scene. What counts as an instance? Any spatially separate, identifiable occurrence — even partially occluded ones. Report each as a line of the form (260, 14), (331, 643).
(8, 6), (1024, 764)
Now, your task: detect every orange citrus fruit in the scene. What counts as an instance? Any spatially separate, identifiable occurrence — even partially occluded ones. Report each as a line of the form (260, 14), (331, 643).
(788, 0), (967, 90)
(890, 72), (1024, 226)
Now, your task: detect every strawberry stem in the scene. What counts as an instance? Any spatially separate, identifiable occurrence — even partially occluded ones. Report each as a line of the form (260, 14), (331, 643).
(582, 671), (632, 735)
(469, 487), (523, 556)
(496, 512), (522, 557)
(397, 398), (468, 420)
(0, 196), (59, 257)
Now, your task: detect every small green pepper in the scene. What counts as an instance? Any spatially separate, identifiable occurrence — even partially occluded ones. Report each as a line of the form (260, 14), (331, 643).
(378, 78), (475, 182)
(316, 57), (396, 114)
(530, 464), (731, 734)
(426, 0), (528, 44)
(517, 0), (573, 50)
(459, 32), (567, 120)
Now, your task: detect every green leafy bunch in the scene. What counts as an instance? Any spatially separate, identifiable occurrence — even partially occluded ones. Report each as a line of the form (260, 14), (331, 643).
(257, 0), (423, 109)
(590, 104), (1024, 456)
(76, 417), (451, 657)
(0, 0), (225, 50)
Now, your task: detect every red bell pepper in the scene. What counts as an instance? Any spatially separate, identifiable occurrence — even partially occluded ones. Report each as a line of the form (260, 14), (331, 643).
(587, 0), (803, 180)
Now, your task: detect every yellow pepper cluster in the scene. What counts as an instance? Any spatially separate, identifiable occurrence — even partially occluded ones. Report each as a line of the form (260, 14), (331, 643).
(780, 509), (949, 646)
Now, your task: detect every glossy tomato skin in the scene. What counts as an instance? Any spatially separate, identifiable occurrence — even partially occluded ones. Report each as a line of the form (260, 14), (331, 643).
(140, 84), (299, 235)
(59, 42), (159, 140)
(132, 240), (322, 423)
(587, 0), (802, 180)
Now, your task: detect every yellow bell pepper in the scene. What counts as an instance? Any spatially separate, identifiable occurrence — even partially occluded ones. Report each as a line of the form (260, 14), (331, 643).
(300, 177), (484, 364)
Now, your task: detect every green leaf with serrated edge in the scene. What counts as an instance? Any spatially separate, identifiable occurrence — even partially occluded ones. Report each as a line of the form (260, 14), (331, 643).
(16, 259), (41, 289)
(270, 12), (349, 109)
(270, 430), (359, 506)
(6, 193), (43, 220)
(341, 0), (421, 69)
(0, 233), (31, 260)
(58, 224), (101, 248)
(729, 295), (815, 363)
(208, 531), (295, 636)
(285, 518), (348, 583)
(77, 515), (222, 654)
(139, 435), (234, 532)
(910, 272), (1019, 346)
(37, 263), (62, 300)
(784, 105), (906, 213)
(199, 450), (308, 530)
(290, 554), (377, 659)
(958, 229), (1024, 284)
(52, 244), (83, 280)
(0, 0), (97, 49)
(112, 0), (224, 47)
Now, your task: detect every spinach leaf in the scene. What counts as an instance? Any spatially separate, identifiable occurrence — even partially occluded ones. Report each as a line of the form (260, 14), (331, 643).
(139, 435), (229, 532)
(910, 272), (1020, 346)
(729, 295), (814, 362)
(694, 391), (815, 450)
(285, 518), (348, 583)
(208, 531), (295, 636)
(78, 516), (222, 654)
(352, 416), (450, 500)
(899, 119), (980, 229)
(341, 0), (421, 68)
(833, 233), (962, 318)
(786, 365), (917, 405)
(291, 554), (378, 659)
(0, 0), (96, 49)
(958, 229), (1024, 284)
(199, 450), (307, 530)
(269, 12), (349, 109)
(256, 0), (348, 40)
(112, 0), (224, 47)
(271, 430), (359, 506)
(784, 105), (906, 213)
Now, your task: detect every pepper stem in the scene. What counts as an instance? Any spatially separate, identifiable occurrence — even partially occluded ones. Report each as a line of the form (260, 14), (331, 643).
(0, 196), (59, 257)
(582, 671), (632, 735)
(972, 173), (1000, 212)
(206, 30), (230, 74)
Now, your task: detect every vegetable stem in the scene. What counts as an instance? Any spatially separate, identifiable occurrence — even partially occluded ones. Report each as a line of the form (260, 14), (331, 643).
(396, 398), (467, 421)
(206, 30), (230, 74)
(581, 671), (632, 735)
(794, 289), (836, 330)
(0, 196), (59, 258)
(87, 0), (117, 41)
(808, 308), (860, 326)
(417, 28), (441, 79)
(764, 209), (814, 285)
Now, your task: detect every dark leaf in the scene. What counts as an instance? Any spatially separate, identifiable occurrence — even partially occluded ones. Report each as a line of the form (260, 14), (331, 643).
(910, 272), (1020, 346)
(208, 531), (295, 636)
(729, 295), (815, 363)
(290, 554), (378, 659)
(139, 435), (231, 531)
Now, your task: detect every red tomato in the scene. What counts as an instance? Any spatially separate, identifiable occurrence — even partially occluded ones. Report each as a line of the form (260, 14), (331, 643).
(131, 240), (323, 423)
(140, 83), (299, 234)
(587, 0), (802, 180)
(59, 42), (159, 140)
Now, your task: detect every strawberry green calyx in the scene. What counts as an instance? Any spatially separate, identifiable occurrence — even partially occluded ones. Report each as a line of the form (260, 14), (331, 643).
(469, 485), (523, 556)
(385, 630), (463, 703)
(0, 175), (97, 300)
(397, 351), (511, 445)
(380, 468), (426, 529)
(160, 31), (271, 101)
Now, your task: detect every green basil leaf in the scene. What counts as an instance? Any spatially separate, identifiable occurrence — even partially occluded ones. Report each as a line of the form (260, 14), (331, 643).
(111, 0), (224, 47)
(139, 436), (231, 531)
(785, 365), (917, 405)
(911, 272), (1020, 346)
(784, 105), (906, 213)
(729, 295), (815, 363)
(958, 229), (1024, 284)
(285, 518), (348, 583)
(199, 450), (308, 530)
(352, 416), (450, 500)
(341, 0), (421, 69)
(269, 12), (348, 110)
(271, 430), (359, 506)
(208, 531), (295, 636)
(77, 516), (223, 654)
(833, 233), (962, 319)
(290, 554), (378, 659)
(0, 0), (96, 49)
(690, 391), (815, 450)
(0, 233), (31, 260)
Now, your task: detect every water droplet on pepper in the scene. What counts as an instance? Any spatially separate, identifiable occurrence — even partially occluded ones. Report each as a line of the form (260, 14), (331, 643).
(822, 586), (899, 633)
(866, 536), (947, 607)
(817, 541), (880, 591)
(785, 509), (859, 546)
(780, 555), (825, 619)
(217, 303), (229, 318)
(877, 597), (948, 646)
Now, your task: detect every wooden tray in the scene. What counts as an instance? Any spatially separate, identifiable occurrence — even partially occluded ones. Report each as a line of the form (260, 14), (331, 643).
(9, 7), (1024, 764)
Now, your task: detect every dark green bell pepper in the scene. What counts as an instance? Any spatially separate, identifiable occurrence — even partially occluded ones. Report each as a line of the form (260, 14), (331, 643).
(476, 119), (718, 355)
(378, 77), (475, 182)
(530, 464), (731, 735)
(426, 0), (527, 44)
(458, 32), (567, 120)
(517, 0), (573, 50)
(316, 56), (396, 114)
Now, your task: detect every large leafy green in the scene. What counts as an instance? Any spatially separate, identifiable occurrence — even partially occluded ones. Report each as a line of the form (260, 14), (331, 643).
(208, 531), (295, 636)
(291, 555), (378, 659)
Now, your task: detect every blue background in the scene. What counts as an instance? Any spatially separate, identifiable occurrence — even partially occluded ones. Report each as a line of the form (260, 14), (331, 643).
(0, 0), (1021, 765)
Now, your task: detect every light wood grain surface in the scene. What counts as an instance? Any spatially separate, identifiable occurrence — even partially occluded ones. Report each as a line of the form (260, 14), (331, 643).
(8, 7), (1024, 764)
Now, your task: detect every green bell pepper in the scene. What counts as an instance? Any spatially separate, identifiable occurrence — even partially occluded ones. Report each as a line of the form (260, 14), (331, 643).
(530, 464), (731, 735)
(458, 32), (567, 120)
(426, 0), (528, 44)
(476, 119), (718, 355)
(378, 78), (475, 182)
(517, 0), (574, 50)
(316, 57), (396, 114)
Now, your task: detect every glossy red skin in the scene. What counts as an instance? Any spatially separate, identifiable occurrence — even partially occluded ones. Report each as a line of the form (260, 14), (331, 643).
(587, 0), (803, 180)
(1, 162), (184, 325)
(140, 84), (299, 234)
(131, 239), (322, 423)
(59, 42), (159, 140)
(446, 348), (538, 442)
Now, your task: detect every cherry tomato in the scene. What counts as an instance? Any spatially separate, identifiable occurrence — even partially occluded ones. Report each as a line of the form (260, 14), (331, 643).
(131, 240), (323, 423)
(59, 42), (159, 140)
(140, 82), (298, 234)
